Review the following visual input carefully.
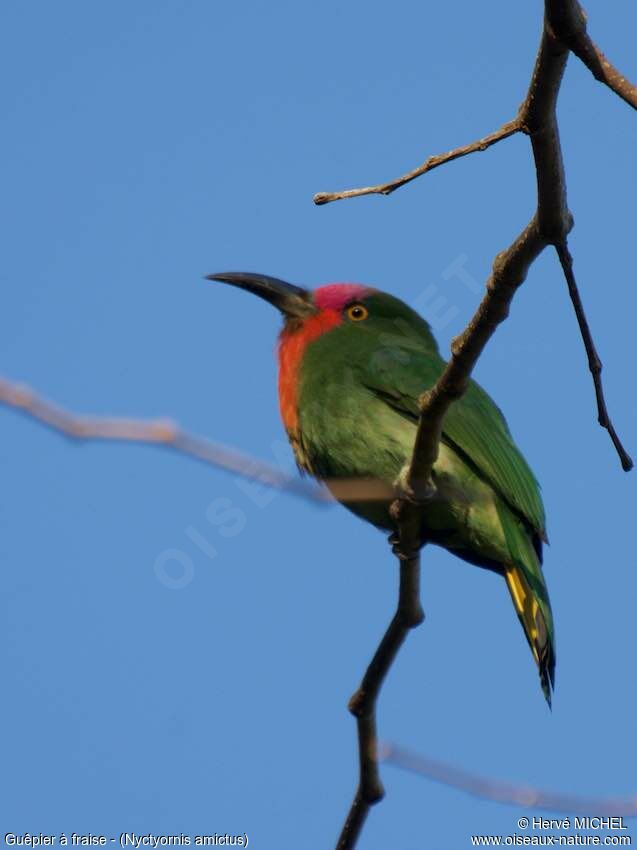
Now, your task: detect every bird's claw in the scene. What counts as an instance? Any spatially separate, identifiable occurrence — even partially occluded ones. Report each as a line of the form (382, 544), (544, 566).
(393, 464), (436, 505)
(388, 531), (421, 561)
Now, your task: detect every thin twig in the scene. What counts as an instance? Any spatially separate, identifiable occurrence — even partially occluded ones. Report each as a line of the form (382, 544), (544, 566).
(0, 376), (396, 505)
(547, 0), (637, 110)
(313, 120), (521, 206)
(554, 243), (633, 470)
(336, 547), (424, 850)
(382, 743), (637, 816)
(315, 0), (636, 213)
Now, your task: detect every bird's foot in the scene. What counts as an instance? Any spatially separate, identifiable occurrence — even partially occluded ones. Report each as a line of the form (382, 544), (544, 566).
(393, 463), (436, 505)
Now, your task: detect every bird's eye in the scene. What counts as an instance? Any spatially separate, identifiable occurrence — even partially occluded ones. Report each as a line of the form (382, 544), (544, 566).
(346, 303), (369, 322)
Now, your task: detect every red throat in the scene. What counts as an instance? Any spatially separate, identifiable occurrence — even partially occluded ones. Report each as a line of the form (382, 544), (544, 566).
(277, 283), (371, 434)
(277, 310), (341, 433)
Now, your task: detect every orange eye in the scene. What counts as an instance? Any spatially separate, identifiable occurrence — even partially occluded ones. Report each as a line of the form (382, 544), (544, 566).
(346, 303), (369, 322)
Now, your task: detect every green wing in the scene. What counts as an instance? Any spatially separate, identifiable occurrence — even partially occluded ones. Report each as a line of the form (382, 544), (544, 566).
(359, 339), (553, 701)
(362, 347), (546, 540)
(443, 380), (546, 540)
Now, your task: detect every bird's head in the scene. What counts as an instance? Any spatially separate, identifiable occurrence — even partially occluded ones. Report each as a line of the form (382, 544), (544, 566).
(207, 271), (435, 340)
(208, 271), (438, 431)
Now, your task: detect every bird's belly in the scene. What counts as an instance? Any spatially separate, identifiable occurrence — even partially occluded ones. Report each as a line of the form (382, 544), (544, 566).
(325, 441), (506, 570)
(297, 393), (507, 567)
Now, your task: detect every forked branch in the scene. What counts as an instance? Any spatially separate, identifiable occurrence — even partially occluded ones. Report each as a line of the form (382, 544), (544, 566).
(546, 0), (637, 109)
(323, 3), (634, 849)
(315, 2), (636, 209)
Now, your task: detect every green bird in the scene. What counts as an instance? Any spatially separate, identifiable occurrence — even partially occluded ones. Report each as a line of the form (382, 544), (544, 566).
(209, 272), (556, 704)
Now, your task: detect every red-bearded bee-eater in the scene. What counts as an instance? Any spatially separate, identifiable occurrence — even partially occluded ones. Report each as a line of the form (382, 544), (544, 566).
(209, 271), (555, 705)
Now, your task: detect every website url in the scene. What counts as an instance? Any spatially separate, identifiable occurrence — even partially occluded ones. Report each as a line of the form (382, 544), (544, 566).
(471, 836), (631, 846)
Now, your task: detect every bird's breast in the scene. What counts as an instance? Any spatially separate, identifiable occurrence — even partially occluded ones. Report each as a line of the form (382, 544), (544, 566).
(277, 310), (341, 433)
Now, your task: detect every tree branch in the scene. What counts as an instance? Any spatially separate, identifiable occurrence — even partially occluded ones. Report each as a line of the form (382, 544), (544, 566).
(546, 0), (637, 110)
(554, 243), (633, 470)
(314, 0), (636, 213)
(0, 376), (326, 501)
(3, 4), (634, 848)
(406, 4), (634, 496)
(0, 376), (398, 505)
(322, 4), (634, 848)
(313, 120), (521, 206)
(381, 742), (637, 816)
(336, 544), (424, 850)
(403, 16), (571, 511)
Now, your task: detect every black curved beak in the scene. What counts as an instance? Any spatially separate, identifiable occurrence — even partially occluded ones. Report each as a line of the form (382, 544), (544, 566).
(206, 272), (315, 319)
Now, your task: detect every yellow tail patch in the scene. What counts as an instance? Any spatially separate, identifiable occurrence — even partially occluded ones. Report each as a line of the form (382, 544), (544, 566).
(504, 564), (544, 666)
(504, 562), (554, 704)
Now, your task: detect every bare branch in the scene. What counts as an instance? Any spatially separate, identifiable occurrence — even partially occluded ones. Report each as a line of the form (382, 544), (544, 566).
(0, 376), (398, 505)
(570, 39), (637, 110)
(406, 19), (573, 502)
(554, 243), (633, 470)
(336, 544), (424, 850)
(314, 0), (636, 213)
(326, 7), (634, 847)
(382, 743), (637, 816)
(4, 5), (634, 848)
(547, 0), (637, 110)
(407, 220), (548, 497)
(0, 376), (320, 500)
(313, 120), (521, 206)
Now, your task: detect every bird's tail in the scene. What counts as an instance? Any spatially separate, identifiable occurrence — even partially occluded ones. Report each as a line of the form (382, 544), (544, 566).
(497, 505), (556, 706)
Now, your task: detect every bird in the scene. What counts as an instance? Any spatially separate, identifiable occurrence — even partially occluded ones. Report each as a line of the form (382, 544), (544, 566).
(208, 271), (555, 705)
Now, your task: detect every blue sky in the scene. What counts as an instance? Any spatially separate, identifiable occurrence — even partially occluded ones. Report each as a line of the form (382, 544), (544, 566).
(1, 1), (636, 847)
